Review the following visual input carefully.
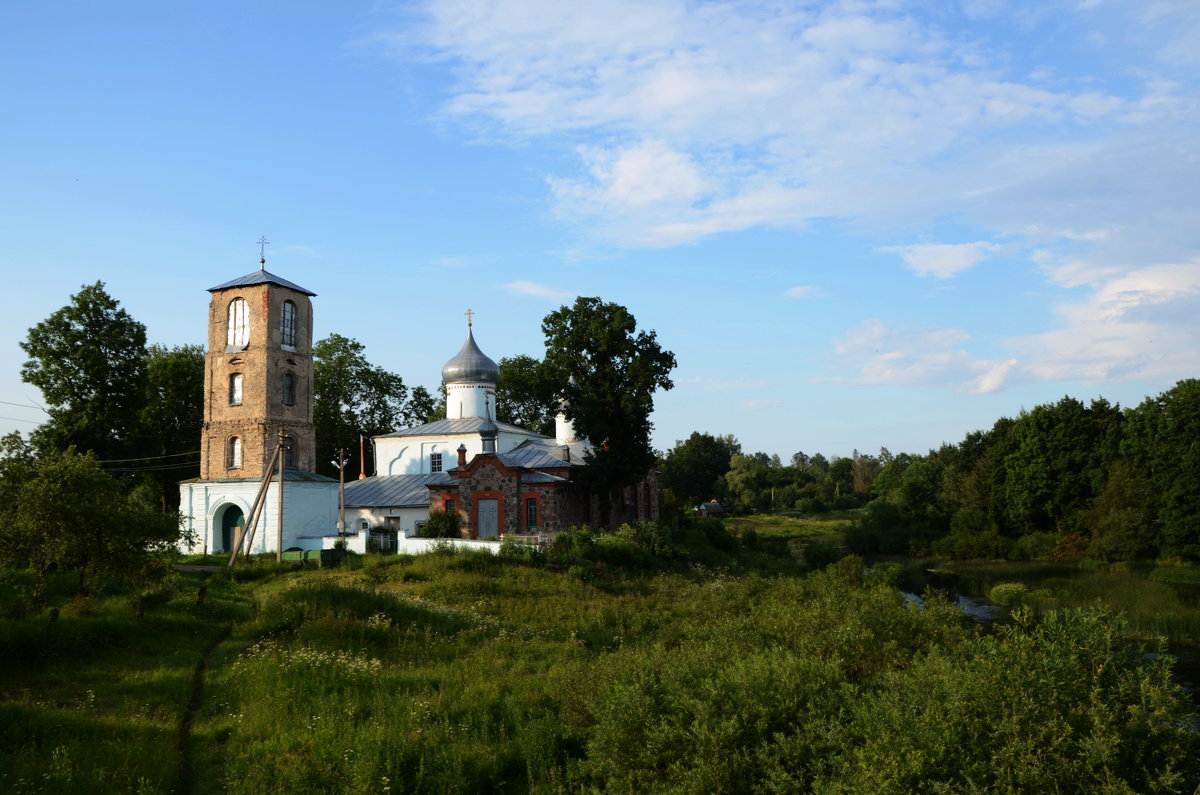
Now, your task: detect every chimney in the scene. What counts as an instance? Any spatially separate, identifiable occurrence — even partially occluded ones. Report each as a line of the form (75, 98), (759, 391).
(457, 444), (468, 467)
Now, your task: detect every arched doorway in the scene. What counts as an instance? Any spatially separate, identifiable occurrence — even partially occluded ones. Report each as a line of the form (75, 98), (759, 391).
(219, 504), (245, 552)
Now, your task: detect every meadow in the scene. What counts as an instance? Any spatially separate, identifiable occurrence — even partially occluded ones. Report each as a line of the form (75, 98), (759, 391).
(1, 524), (1198, 793)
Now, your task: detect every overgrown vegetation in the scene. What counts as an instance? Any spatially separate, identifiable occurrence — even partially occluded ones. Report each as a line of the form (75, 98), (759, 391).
(848, 380), (1200, 562)
(2, 520), (1197, 793)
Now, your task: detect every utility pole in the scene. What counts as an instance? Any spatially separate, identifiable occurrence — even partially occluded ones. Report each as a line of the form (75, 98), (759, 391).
(332, 448), (349, 538)
(276, 430), (286, 563)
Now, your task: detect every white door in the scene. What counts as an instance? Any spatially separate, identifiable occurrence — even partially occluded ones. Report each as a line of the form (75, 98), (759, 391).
(478, 499), (499, 538)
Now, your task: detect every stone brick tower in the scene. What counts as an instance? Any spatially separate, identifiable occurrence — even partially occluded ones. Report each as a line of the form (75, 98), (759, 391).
(199, 265), (318, 479)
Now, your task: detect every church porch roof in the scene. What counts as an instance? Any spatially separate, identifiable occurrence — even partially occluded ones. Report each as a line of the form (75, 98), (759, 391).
(343, 473), (450, 508)
(375, 417), (548, 439)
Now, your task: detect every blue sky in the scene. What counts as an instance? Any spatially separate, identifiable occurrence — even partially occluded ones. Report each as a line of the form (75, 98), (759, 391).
(2, 0), (1198, 461)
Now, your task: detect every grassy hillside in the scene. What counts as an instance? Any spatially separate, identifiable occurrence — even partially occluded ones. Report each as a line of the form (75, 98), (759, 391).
(1, 525), (1197, 793)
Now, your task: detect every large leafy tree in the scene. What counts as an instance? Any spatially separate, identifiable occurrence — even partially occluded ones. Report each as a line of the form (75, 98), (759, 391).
(1122, 379), (1200, 557)
(137, 344), (205, 509)
(314, 334), (426, 478)
(541, 297), (676, 523)
(660, 431), (741, 506)
(495, 354), (555, 435)
(20, 282), (148, 460)
(0, 447), (182, 600)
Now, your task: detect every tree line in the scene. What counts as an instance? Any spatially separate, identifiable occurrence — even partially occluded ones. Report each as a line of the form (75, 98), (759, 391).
(659, 380), (1200, 562)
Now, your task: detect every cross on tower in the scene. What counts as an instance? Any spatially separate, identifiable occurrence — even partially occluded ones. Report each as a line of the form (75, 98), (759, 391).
(464, 308), (475, 327)
(257, 236), (270, 269)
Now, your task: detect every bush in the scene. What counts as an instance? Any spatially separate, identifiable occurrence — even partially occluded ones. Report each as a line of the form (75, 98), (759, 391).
(796, 498), (829, 514)
(988, 582), (1028, 606)
(1009, 532), (1058, 561)
(801, 540), (844, 570)
(420, 510), (459, 539)
(831, 493), (861, 511)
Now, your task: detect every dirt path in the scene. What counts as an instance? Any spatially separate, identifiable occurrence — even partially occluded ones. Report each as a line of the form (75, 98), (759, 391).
(177, 624), (232, 794)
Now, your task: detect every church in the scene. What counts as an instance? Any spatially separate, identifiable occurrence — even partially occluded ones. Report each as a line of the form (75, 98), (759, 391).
(178, 263), (658, 555)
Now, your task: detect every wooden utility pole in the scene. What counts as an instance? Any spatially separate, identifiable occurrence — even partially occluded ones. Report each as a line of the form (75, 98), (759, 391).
(228, 441), (282, 568)
(276, 429), (286, 563)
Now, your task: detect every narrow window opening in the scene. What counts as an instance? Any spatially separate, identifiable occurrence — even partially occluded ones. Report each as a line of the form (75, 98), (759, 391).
(281, 300), (297, 350)
(430, 452), (443, 473)
(227, 298), (249, 350)
(226, 437), (242, 469)
(525, 497), (538, 530)
(228, 373), (243, 406)
(282, 372), (296, 406)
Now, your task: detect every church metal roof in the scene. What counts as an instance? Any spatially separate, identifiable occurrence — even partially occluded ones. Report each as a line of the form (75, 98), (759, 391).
(441, 327), (499, 384)
(208, 268), (317, 296)
(504, 438), (591, 468)
(343, 473), (451, 508)
(518, 471), (570, 484)
(375, 417), (547, 439)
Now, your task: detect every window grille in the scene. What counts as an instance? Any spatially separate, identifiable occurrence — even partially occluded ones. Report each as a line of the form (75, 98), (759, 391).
(281, 300), (296, 349)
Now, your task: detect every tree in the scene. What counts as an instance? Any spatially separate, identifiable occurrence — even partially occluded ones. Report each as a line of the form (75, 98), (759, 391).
(660, 432), (741, 506)
(0, 448), (182, 600)
(540, 297), (676, 524)
(495, 354), (556, 435)
(20, 282), (148, 460)
(313, 334), (412, 478)
(137, 344), (205, 510)
(1123, 379), (1200, 558)
(404, 385), (440, 427)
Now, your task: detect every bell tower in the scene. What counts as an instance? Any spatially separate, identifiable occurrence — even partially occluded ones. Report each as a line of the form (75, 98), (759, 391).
(199, 263), (318, 479)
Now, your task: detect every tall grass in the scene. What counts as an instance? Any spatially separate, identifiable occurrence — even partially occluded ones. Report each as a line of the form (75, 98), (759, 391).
(0, 570), (251, 794)
(3, 535), (1197, 793)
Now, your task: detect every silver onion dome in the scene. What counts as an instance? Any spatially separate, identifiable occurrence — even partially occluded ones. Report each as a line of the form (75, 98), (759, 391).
(441, 328), (500, 384)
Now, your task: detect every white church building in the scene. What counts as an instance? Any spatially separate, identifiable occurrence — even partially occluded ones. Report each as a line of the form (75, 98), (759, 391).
(179, 263), (658, 556)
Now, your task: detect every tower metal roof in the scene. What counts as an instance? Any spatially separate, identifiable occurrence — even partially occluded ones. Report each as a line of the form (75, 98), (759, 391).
(208, 268), (316, 296)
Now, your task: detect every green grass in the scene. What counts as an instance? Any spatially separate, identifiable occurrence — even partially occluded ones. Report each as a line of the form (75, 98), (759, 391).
(2, 538), (1198, 793)
(727, 511), (854, 540)
(0, 569), (251, 794)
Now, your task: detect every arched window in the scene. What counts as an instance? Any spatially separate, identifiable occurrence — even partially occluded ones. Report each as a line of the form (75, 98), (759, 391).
(227, 298), (249, 349)
(283, 435), (296, 468)
(229, 373), (243, 406)
(282, 372), (296, 406)
(226, 437), (242, 469)
(281, 300), (297, 349)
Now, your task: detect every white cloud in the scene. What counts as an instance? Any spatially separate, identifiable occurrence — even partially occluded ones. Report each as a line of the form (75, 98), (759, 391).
(393, 2), (1200, 357)
(1011, 259), (1200, 382)
(741, 398), (783, 411)
(682, 377), (770, 392)
(785, 285), (820, 299)
(398, 1), (1200, 391)
(891, 242), (999, 279)
(501, 281), (576, 302)
(823, 318), (1021, 394)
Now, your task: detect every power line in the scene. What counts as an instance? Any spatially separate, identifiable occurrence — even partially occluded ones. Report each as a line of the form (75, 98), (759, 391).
(102, 462), (202, 473)
(0, 415), (40, 424)
(0, 399), (45, 410)
(95, 450), (200, 463)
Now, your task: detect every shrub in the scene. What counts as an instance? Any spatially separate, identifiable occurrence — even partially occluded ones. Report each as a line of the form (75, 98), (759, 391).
(988, 582), (1028, 606)
(420, 510), (459, 539)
